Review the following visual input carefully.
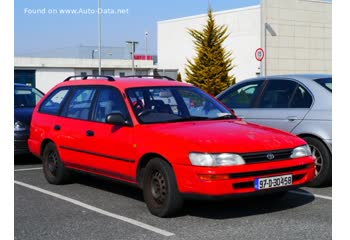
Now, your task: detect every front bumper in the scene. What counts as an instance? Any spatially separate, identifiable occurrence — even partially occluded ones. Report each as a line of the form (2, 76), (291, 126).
(14, 132), (30, 155)
(174, 156), (315, 197)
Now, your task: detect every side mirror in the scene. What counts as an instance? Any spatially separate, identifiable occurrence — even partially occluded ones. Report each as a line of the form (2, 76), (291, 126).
(105, 112), (131, 126)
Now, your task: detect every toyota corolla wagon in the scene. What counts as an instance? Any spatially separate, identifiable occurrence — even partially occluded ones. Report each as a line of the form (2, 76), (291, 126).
(29, 75), (315, 217)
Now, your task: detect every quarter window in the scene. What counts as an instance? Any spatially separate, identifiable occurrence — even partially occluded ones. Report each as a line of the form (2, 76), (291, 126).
(39, 88), (69, 115)
(219, 81), (263, 108)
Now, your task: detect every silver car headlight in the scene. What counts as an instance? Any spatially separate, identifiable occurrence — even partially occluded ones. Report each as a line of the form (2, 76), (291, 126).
(189, 153), (245, 166)
(14, 121), (27, 132)
(290, 145), (312, 158)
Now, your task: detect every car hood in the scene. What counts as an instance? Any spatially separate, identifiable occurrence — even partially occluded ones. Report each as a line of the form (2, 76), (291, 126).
(143, 120), (305, 153)
(14, 107), (34, 125)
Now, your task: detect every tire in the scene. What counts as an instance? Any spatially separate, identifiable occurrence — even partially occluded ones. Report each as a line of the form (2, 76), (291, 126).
(42, 142), (71, 185)
(303, 137), (332, 187)
(142, 158), (183, 217)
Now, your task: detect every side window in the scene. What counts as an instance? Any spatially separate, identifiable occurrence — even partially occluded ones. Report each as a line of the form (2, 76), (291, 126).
(39, 88), (70, 115)
(63, 88), (96, 120)
(258, 80), (298, 108)
(219, 81), (263, 108)
(290, 85), (313, 108)
(92, 88), (129, 123)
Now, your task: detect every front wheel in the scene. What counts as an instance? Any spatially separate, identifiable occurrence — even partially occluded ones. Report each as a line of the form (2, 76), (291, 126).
(42, 142), (71, 185)
(142, 158), (183, 217)
(303, 137), (332, 187)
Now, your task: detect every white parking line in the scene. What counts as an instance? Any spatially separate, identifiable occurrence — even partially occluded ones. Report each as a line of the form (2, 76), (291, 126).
(290, 190), (332, 200)
(14, 180), (175, 237)
(14, 167), (42, 172)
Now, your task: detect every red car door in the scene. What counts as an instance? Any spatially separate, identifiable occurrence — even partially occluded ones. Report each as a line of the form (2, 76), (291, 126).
(58, 86), (136, 182)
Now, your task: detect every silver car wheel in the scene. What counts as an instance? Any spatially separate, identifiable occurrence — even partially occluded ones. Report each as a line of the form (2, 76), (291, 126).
(310, 144), (323, 176)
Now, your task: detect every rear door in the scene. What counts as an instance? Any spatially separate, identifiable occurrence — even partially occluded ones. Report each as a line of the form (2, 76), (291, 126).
(245, 79), (313, 132)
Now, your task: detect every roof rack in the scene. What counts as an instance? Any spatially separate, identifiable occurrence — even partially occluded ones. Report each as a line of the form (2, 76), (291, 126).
(64, 75), (115, 82)
(124, 75), (175, 81)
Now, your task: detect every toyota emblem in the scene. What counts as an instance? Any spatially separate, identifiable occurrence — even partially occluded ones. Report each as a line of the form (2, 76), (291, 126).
(267, 153), (275, 160)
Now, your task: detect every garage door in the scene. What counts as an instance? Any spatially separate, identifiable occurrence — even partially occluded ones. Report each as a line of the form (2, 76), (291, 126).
(14, 70), (36, 87)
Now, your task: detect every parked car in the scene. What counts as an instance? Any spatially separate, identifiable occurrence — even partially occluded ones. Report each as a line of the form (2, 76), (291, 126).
(29, 75), (315, 217)
(14, 83), (44, 155)
(217, 74), (331, 187)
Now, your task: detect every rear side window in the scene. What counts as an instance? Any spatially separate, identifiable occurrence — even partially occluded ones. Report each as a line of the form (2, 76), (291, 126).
(39, 88), (69, 115)
(258, 80), (297, 108)
(219, 81), (263, 108)
(63, 88), (96, 120)
(290, 86), (313, 108)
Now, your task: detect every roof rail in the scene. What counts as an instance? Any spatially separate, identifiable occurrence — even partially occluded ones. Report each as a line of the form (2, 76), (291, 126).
(64, 75), (115, 82)
(124, 75), (176, 81)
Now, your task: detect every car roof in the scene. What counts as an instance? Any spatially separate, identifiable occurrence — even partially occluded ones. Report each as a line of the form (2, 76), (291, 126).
(55, 77), (192, 90)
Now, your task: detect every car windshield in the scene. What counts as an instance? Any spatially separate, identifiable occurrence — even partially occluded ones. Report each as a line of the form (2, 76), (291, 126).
(14, 86), (44, 108)
(126, 86), (235, 124)
(314, 77), (332, 92)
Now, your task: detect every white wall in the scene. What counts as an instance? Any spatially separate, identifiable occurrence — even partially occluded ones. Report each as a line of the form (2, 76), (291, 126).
(158, 6), (261, 82)
(262, 0), (332, 75)
(36, 68), (75, 93)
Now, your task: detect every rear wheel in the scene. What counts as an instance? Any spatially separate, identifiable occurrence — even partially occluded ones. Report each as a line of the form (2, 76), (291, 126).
(142, 158), (183, 217)
(303, 137), (332, 187)
(42, 142), (71, 184)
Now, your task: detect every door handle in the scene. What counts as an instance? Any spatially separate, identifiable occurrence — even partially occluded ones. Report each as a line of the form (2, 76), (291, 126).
(86, 130), (94, 137)
(287, 116), (298, 121)
(54, 125), (61, 131)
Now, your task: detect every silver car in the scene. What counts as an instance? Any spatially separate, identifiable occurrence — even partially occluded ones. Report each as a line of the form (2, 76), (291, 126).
(217, 74), (332, 187)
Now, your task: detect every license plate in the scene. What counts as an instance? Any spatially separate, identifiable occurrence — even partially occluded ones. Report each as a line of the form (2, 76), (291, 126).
(254, 174), (293, 190)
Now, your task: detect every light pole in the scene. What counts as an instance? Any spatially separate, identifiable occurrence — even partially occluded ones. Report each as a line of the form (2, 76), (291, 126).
(145, 32), (149, 60)
(98, 0), (102, 75)
(91, 49), (98, 59)
(263, 22), (277, 76)
(126, 41), (139, 75)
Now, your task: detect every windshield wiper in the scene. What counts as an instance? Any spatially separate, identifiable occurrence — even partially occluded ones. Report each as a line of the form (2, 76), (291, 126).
(165, 116), (209, 123)
(209, 115), (236, 120)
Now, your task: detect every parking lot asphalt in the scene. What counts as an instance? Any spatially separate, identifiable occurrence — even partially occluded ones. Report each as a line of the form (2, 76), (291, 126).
(15, 156), (332, 240)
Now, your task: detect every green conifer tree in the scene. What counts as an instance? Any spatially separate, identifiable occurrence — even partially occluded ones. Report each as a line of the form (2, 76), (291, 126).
(185, 8), (235, 95)
(176, 72), (182, 82)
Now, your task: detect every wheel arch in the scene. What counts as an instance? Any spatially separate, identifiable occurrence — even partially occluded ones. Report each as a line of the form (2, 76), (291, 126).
(297, 133), (331, 155)
(136, 152), (173, 188)
(40, 138), (55, 157)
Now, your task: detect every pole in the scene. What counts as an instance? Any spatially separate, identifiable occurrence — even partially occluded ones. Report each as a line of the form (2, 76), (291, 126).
(145, 32), (148, 60)
(98, 0), (102, 75)
(131, 42), (135, 75)
(264, 22), (267, 76)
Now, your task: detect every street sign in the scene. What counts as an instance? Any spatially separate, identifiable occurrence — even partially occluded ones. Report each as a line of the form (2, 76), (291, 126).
(255, 48), (265, 61)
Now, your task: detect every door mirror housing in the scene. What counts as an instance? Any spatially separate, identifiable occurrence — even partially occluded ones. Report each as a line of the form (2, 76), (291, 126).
(105, 112), (131, 126)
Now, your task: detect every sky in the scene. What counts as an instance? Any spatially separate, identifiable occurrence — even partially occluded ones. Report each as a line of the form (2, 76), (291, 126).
(14, 0), (260, 56)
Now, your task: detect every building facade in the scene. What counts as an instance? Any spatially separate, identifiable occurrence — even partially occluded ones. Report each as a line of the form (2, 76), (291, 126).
(14, 46), (155, 93)
(157, 0), (332, 82)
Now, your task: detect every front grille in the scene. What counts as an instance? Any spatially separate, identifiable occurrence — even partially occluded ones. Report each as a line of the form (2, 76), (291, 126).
(241, 149), (293, 164)
(229, 164), (308, 179)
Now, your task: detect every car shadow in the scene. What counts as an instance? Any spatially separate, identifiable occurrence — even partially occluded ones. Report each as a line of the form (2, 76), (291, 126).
(183, 190), (315, 219)
(71, 172), (315, 219)
(14, 154), (42, 165)
(72, 172), (144, 202)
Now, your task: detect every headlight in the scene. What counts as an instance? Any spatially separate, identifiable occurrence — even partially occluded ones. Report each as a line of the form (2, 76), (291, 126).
(290, 145), (311, 158)
(189, 153), (245, 166)
(14, 121), (27, 132)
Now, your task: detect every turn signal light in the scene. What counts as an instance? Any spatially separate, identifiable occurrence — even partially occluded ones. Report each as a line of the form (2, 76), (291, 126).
(198, 174), (230, 181)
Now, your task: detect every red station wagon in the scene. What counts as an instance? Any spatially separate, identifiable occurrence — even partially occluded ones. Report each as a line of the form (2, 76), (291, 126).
(29, 75), (315, 217)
